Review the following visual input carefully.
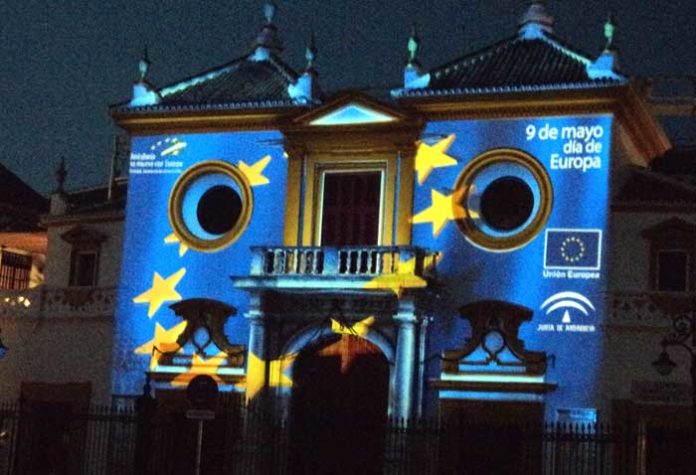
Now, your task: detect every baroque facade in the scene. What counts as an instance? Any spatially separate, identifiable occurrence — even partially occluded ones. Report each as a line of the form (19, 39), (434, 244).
(1, 0), (694, 459)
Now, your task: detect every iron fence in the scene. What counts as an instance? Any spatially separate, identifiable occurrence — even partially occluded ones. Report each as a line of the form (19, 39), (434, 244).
(0, 400), (693, 474)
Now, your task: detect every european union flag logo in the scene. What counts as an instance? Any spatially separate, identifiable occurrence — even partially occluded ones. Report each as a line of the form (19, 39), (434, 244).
(544, 229), (602, 270)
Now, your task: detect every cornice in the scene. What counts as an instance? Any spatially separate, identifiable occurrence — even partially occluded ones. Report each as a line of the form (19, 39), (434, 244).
(41, 210), (125, 227)
(396, 87), (624, 119)
(111, 107), (304, 135)
(398, 85), (670, 165)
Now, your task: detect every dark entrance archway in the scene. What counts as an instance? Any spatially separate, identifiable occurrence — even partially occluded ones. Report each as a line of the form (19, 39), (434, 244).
(288, 334), (390, 474)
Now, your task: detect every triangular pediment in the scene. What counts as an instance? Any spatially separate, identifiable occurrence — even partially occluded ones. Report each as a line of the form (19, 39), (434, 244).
(309, 103), (397, 126)
(61, 225), (108, 245)
(292, 91), (409, 127)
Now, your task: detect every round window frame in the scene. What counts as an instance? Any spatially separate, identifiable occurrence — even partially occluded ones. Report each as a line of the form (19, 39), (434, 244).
(168, 160), (253, 252)
(452, 148), (553, 252)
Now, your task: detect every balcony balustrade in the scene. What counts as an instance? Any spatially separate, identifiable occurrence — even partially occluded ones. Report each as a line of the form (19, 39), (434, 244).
(0, 286), (116, 318)
(608, 290), (694, 327)
(235, 245), (437, 292)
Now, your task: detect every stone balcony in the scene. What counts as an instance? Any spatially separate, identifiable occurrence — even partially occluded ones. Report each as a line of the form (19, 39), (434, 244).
(0, 286), (116, 318)
(233, 245), (437, 294)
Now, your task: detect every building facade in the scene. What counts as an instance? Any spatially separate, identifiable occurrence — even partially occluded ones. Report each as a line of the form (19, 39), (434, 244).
(107, 0), (676, 428)
(1, 1), (693, 459)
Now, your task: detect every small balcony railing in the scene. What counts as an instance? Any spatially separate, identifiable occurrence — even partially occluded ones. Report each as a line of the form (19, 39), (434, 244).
(0, 286), (116, 318)
(235, 246), (437, 293)
(251, 246), (434, 277)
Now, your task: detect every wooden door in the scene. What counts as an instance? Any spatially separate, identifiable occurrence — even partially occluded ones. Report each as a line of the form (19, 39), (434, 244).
(320, 171), (382, 246)
(289, 335), (389, 474)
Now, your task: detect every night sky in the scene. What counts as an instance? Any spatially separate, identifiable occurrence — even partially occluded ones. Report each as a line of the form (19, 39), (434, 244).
(3, 0), (696, 194)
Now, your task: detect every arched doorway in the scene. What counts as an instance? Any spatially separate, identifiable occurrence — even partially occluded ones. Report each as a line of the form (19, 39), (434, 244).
(288, 334), (390, 474)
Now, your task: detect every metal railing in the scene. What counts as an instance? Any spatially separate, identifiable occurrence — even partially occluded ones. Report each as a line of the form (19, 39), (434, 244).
(1, 400), (693, 474)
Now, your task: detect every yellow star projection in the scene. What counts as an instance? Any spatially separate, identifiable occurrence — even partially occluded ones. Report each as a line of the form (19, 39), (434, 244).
(238, 155), (272, 186)
(363, 257), (427, 296)
(331, 315), (375, 337)
(414, 134), (457, 185)
(171, 352), (227, 387)
(133, 268), (186, 318)
(134, 321), (187, 369)
(164, 233), (189, 257)
(412, 186), (477, 237)
(412, 189), (457, 237)
(243, 351), (295, 401)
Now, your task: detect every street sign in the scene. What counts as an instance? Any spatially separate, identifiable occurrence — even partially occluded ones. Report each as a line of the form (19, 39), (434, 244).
(186, 409), (216, 420)
(186, 375), (219, 475)
(187, 374), (219, 410)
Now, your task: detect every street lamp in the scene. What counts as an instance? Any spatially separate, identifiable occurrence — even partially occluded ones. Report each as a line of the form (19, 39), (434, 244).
(0, 327), (8, 360)
(652, 307), (696, 437)
(652, 349), (677, 376)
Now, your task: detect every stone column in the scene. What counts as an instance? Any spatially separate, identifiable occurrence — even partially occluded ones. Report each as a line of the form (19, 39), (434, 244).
(416, 315), (429, 419)
(393, 298), (417, 420)
(243, 294), (272, 472)
(245, 294), (268, 403)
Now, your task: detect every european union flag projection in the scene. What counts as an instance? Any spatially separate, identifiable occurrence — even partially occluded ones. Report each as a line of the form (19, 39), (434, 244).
(544, 229), (602, 271)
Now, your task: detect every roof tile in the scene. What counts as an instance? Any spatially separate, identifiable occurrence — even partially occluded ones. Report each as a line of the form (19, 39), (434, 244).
(398, 33), (625, 97)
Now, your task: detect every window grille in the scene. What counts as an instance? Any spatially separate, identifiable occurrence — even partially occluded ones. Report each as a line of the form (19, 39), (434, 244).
(0, 251), (32, 290)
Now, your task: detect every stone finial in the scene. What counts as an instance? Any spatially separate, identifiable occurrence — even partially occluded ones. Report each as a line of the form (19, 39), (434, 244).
(288, 32), (321, 103)
(407, 23), (420, 68)
(402, 22), (430, 90)
(305, 32), (317, 72)
(264, 2), (276, 24)
(519, 0), (554, 38)
(50, 157), (69, 215)
(130, 46), (160, 106)
(138, 46), (150, 82)
(55, 156), (67, 194)
(586, 12), (622, 81)
(604, 12), (617, 51)
(251, 2), (283, 60)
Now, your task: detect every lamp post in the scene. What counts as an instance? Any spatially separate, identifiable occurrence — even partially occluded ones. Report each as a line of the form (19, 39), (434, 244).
(0, 327), (8, 360)
(651, 302), (696, 438)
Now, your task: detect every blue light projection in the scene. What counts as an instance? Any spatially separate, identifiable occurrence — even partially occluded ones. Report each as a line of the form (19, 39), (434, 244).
(112, 131), (285, 395)
(112, 112), (613, 421)
(412, 115), (612, 417)
(309, 103), (397, 125)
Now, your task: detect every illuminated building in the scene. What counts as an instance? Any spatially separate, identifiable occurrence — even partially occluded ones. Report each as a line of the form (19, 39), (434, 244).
(108, 0), (676, 425)
(1, 1), (693, 468)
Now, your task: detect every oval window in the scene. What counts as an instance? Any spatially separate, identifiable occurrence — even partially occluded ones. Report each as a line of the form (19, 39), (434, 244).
(168, 161), (253, 252)
(452, 148), (553, 252)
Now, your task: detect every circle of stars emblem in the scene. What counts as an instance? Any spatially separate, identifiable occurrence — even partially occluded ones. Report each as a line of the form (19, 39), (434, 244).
(560, 236), (585, 263)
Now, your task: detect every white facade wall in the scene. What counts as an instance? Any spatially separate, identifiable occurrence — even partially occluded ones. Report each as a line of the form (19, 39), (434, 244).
(0, 215), (123, 403)
(603, 209), (696, 409)
(43, 219), (123, 288)
(0, 315), (113, 403)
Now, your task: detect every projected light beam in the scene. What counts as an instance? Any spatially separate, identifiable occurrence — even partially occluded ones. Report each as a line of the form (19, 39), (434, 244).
(541, 291), (595, 324)
(171, 352), (227, 386)
(414, 134), (458, 185)
(412, 187), (475, 237)
(164, 233), (189, 257)
(133, 268), (187, 318)
(238, 155), (272, 186)
(243, 351), (295, 401)
(331, 315), (375, 337)
(363, 257), (427, 295)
